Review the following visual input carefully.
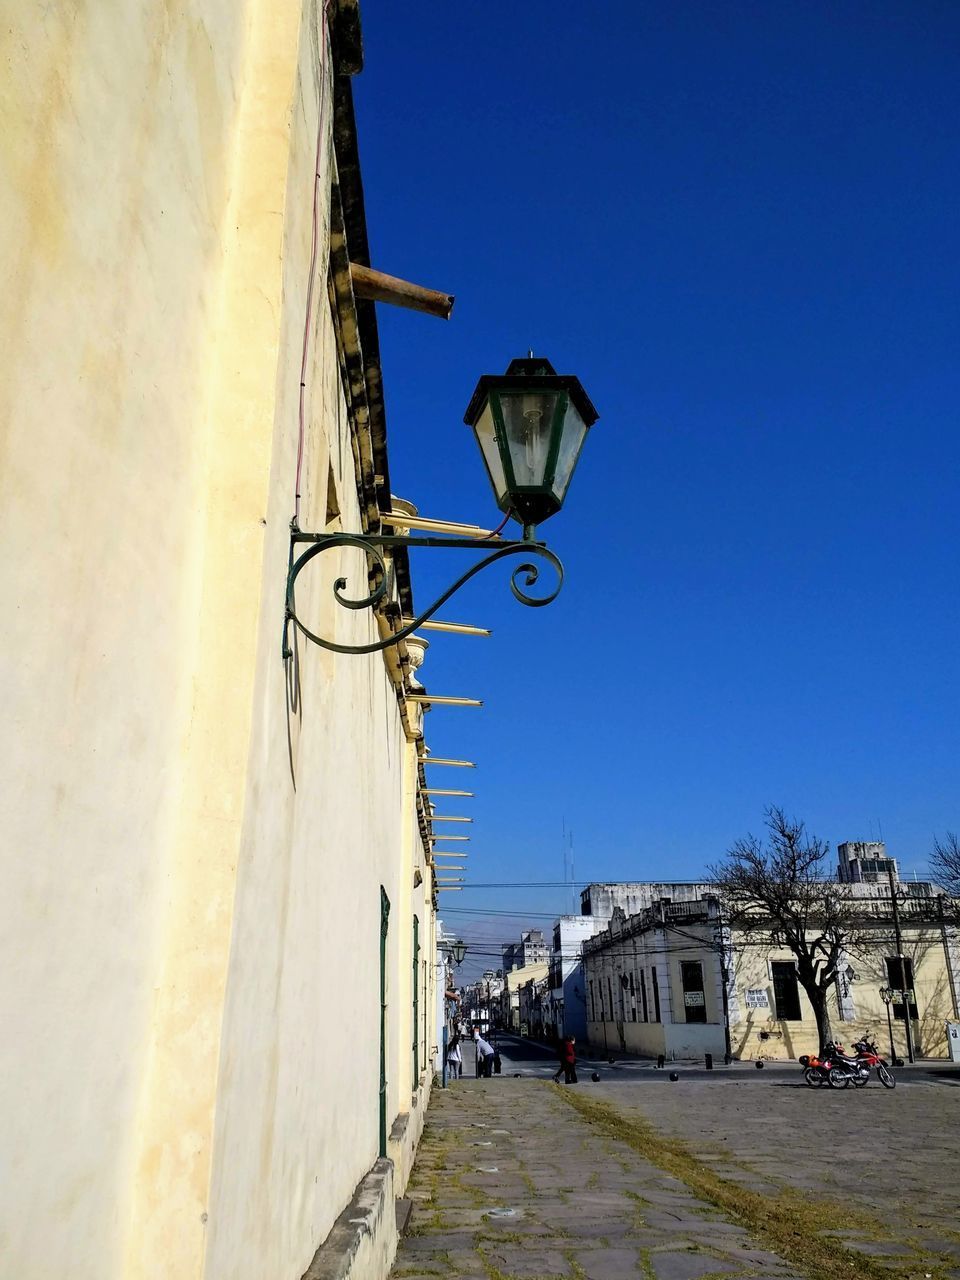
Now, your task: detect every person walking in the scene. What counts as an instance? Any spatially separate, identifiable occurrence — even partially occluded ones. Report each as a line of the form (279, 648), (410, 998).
(552, 1037), (565, 1083)
(553, 1035), (578, 1084)
(446, 1033), (462, 1080)
(474, 1031), (495, 1077)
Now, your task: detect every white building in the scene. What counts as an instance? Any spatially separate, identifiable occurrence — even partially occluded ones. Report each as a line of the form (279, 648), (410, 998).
(580, 881), (713, 919)
(503, 928), (550, 972)
(538, 884), (712, 1042)
(546, 916), (605, 1040)
(837, 840), (900, 885)
(583, 898), (727, 1060)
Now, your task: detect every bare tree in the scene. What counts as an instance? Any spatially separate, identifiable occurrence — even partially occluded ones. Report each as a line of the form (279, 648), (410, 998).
(931, 832), (960, 898)
(710, 807), (858, 1050)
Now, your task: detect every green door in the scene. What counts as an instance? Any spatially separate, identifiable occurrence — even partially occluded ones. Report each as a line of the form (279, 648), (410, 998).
(412, 915), (420, 1080)
(422, 950), (428, 1071)
(379, 887), (390, 1158)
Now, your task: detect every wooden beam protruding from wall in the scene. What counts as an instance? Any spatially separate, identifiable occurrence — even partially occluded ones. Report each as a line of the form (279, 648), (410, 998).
(350, 262), (454, 319)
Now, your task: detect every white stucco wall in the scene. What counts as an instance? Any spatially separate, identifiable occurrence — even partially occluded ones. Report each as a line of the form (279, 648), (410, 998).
(583, 914), (724, 1060)
(1, 3), (438, 1278)
(0, 3), (252, 1276)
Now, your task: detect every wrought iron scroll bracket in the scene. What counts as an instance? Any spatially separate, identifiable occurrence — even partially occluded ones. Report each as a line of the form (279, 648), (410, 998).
(282, 526), (564, 658)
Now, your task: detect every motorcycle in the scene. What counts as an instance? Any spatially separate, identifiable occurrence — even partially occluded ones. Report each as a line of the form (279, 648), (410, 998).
(828, 1037), (895, 1090)
(801, 1037), (895, 1090)
(799, 1047), (843, 1088)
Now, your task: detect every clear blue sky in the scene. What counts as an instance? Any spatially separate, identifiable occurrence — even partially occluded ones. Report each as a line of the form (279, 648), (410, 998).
(352, 1), (960, 961)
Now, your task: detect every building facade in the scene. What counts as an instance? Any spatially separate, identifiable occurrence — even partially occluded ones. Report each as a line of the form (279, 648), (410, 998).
(580, 881), (714, 920)
(583, 878), (960, 1062)
(501, 962), (549, 1031)
(535, 884), (712, 1042)
(583, 899), (727, 1059)
(462, 971), (505, 1032)
(546, 915), (605, 1040)
(503, 929), (549, 972)
(519, 972), (552, 1040)
(837, 840), (899, 884)
(2, 5), (449, 1279)
(519, 929), (550, 966)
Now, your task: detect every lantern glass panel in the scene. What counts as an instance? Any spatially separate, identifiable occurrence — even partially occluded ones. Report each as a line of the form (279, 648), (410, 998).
(472, 400), (508, 504)
(497, 390), (562, 489)
(550, 398), (588, 502)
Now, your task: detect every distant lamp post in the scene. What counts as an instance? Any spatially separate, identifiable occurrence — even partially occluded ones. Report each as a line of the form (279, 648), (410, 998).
(283, 354), (598, 657)
(879, 986), (900, 1066)
(463, 355), (599, 540)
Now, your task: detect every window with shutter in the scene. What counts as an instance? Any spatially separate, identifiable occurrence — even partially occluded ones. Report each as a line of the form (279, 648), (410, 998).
(680, 960), (707, 1023)
(884, 957), (918, 1020)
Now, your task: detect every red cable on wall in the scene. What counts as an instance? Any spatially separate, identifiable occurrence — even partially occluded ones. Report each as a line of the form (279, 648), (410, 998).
(294, 2), (333, 527)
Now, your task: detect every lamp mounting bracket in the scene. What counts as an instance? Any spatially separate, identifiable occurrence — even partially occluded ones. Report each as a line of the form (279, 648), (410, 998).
(283, 522), (563, 658)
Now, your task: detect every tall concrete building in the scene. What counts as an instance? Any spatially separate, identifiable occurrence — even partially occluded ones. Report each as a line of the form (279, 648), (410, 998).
(503, 928), (549, 972)
(580, 881), (713, 919)
(519, 928), (550, 966)
(837, 840), (900, 884)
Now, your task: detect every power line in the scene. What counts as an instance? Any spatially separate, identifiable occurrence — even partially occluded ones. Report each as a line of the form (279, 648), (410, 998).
(445, 880), (710, 889)
(443, 917), (942, 962)
(441, 907), (592, 920)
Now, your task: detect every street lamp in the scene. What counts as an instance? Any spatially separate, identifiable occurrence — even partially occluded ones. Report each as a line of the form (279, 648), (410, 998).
(879, 986), (902, 1066)
(463, 356), (599, 539)
(283, 355), (598, 657)
(441, 940), (468, 1091)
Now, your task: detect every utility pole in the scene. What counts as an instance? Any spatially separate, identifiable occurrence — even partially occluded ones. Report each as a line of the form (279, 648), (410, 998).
(938, 894), (960, 1020)
(887, 863), (915, 1064)
(713, 898), (733, 1064)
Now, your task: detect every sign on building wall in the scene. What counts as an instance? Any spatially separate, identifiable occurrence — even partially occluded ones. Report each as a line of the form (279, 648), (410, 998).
(744, 989), (770, 1008)
(683, 991), (705, 1007)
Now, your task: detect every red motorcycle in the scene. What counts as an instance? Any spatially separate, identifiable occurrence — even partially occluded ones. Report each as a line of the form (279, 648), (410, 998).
(829, 1037), (895, 1089)
(800, 1037), (895, 1090)
(799, 1046), (841, 1088)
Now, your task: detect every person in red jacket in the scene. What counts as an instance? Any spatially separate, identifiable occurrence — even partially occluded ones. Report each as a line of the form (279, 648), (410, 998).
(553, 1035), (578, 1084)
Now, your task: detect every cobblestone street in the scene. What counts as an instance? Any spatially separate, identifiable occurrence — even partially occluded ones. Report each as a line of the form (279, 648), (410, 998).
(591, 1072), (960, 1270)
(392, 1074), (960, 1280)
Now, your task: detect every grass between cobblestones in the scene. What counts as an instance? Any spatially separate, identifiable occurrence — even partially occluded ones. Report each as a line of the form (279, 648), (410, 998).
(553, 1085), (950, 1280)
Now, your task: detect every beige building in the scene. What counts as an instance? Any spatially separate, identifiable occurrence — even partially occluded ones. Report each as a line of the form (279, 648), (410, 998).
(501, 962), (549, 1031)
(1, 4), (452, 1279)
(518, 972), (552, 1039)
(583, 890), (960, 1062)
(726, 894), (960, 1061)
